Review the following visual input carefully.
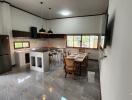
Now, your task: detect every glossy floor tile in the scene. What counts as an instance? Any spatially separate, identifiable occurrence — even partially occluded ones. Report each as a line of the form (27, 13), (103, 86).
(0, 62), (101, 100)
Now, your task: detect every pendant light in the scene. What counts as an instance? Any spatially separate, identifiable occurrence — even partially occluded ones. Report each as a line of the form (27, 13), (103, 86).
(48, 8), (53, 34)
(39, 1), (46, 33)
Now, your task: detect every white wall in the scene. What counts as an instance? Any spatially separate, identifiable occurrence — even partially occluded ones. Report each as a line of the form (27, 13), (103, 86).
(0, 2), (12, 35)
(11, 7), (46, 32)
(11, 7), (106, 34)
(0, 3), (2, 34)
(99, 15), (107, 34)
(100, 0), (132, 100)
(48, 15), (106, 34)
(10, 7), (47, 65)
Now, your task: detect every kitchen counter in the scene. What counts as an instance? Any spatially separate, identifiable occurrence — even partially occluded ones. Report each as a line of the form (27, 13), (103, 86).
(31, 48), (49, 52)
(31, 47), (62, 52)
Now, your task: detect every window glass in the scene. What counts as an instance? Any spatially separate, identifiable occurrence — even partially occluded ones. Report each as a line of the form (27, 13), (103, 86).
(14, 42), (23, 49)
(23, 42), (30, 48)
(14, 41), (30, 49)
(66, 35), (99, 49)
(82, 35), (90, 48)
(73, 36), (81, 47)
(67, 36), (73, 47)
(89, 36), (98, 48)
(100, 36), (105, 48)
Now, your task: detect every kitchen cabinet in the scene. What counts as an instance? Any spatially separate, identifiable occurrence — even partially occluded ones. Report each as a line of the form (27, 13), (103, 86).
(37, 34), (65, 38)
(12, 30), (65, 38)
(12, 30), (31, 37)
(30, 51), (49, 72)
(15, 50), (30, 67)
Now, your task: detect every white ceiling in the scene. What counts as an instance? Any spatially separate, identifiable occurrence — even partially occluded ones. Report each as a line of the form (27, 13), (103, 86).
(5, 0), (108, 19)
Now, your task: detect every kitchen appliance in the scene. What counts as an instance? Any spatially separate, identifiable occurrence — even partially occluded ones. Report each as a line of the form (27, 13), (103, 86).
(0, 35), (11, 74)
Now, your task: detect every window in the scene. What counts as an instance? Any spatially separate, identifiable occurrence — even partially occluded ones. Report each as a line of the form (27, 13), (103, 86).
(23, 42), (30, 48)
(67, 35), (98, 49)
(14, 41), (30, 49)
(73, 36), (81, 47)
(100, 36), (105, 48)
(14, 42), (23, 49)
(89, 36), (98, 48)
(67, 36), (73, 47)
(82, 35), (90, 48)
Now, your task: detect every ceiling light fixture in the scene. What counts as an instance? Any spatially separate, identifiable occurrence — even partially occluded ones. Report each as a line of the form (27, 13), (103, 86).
(47, 8), (53, 34)
(60, 10), (71, 16)
(39, 1), (46, 33)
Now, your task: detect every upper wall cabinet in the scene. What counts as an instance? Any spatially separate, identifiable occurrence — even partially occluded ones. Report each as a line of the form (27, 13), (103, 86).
(12, 30), (31, 37)
(12, 30), (65, 38)
(37, 34), (65, 38)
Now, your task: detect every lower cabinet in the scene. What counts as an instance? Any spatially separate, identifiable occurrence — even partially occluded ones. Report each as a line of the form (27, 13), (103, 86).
(15, 51), (30, 67)
(30, 51), (49, 72)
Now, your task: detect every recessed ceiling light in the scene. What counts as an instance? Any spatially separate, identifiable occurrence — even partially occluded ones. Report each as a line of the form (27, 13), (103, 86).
(59, 10), (71, 16)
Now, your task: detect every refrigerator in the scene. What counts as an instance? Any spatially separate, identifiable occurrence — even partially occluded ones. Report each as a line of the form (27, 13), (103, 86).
(0, 35), (11, 74)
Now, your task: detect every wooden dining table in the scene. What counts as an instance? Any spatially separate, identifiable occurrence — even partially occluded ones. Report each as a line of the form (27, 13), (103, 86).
(66, 53), (88, 75)
(67, 53), (87, 62)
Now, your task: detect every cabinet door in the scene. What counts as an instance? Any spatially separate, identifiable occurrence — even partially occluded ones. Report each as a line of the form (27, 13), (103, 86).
(31, 56), (36, 67)
(37, 57), (42, 68)
(0, 55), (11, 74)
(25, 53), (30, 63)
(0, 35), (10, 55)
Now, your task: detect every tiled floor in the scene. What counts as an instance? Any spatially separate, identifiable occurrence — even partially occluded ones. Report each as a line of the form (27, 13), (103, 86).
(0, 62), (101, 100)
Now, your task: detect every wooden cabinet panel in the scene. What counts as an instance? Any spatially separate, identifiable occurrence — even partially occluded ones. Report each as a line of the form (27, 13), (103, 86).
(12, 30), (65, 38)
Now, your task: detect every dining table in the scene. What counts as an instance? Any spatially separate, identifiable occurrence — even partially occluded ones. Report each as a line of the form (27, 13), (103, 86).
(67, 53), (87, 61)
(66, 53), (88, 76)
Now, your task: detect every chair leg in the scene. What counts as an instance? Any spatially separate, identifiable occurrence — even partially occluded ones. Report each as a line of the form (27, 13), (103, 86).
(87, 71), (88, 81)
(72, 72), (75, 79)
(65, 73), (67, 78)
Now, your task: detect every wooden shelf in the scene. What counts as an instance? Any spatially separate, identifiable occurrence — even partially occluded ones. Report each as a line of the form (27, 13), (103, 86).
(12, 30), (65, 38)
(37, 34), (65, 38)
(12, 30), (31, 37)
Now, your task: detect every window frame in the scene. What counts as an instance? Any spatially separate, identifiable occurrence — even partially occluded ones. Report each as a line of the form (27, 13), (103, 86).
(66, 34), (100, 50)
(100, 34), (105, 49)
(14, 41), (30, 49)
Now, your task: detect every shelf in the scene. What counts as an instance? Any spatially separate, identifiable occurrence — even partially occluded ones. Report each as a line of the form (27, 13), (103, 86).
(12, 30), (31, 37)
(12, 30), (65, 38)
(37, 34), (65, 38)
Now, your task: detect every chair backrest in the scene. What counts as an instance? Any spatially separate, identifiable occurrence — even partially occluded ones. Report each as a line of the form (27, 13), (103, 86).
(64, 57), (75, 70)
(79, 48), (85, 53)
(81, 55), (89, 67)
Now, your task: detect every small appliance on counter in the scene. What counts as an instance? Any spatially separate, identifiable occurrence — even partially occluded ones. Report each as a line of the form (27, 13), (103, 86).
(0, 35), (11, 74)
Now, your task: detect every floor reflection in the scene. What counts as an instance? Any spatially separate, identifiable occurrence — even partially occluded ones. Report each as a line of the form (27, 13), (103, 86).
(17, 75), (31, 84)
(0, 62), (100, 100)
(61, 96), (67, 100)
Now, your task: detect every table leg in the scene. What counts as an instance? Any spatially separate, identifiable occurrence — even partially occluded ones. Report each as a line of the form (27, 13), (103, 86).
(79, 62), (81, 76)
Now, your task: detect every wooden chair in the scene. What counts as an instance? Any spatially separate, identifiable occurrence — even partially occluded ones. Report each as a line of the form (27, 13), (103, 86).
(79, 55), (89, 80)
(63, 57), (76, 79)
